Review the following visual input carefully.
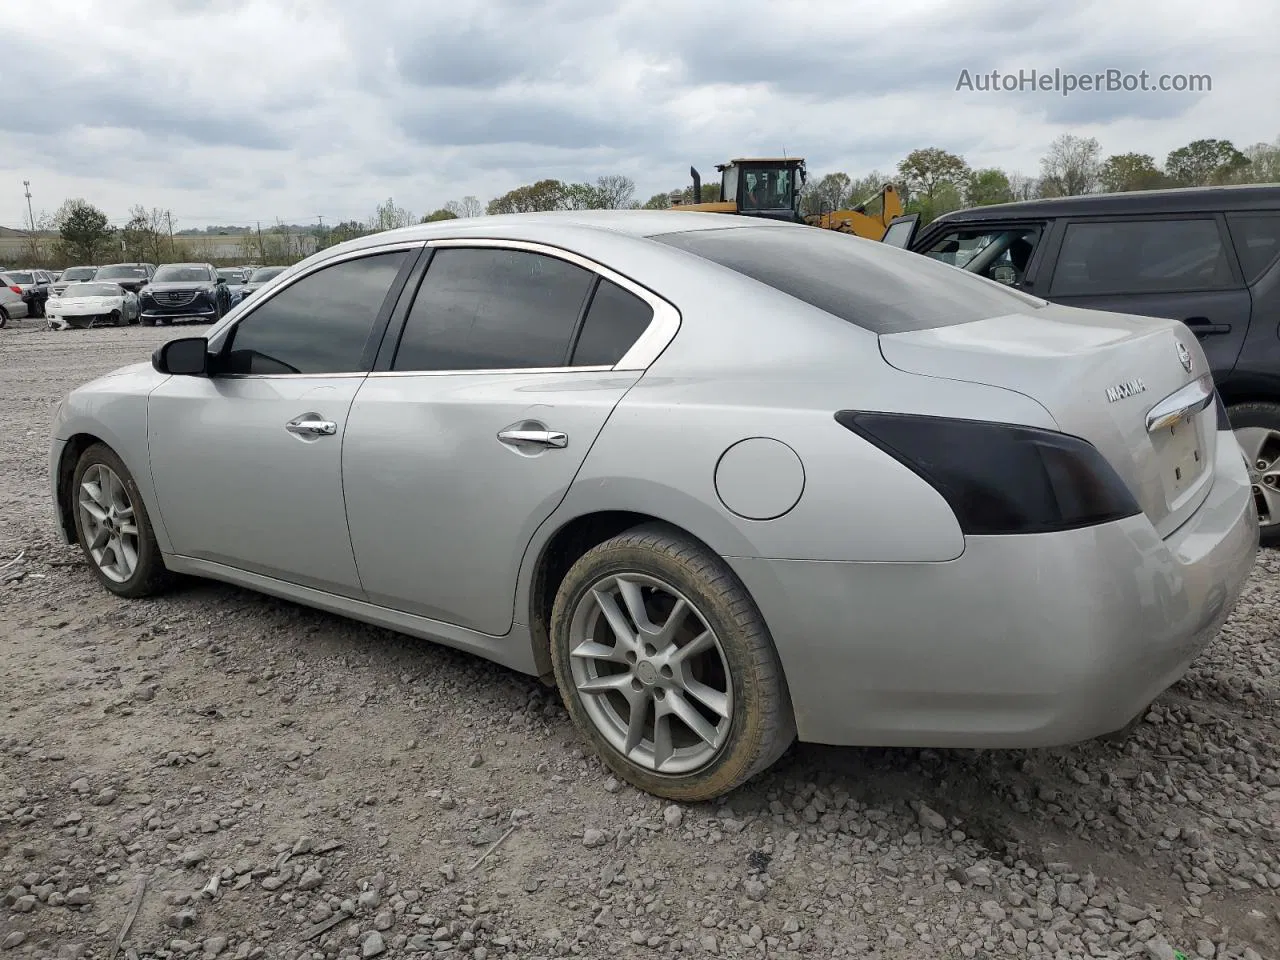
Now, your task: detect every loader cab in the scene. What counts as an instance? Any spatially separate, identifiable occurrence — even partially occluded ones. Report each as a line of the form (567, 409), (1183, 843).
(719, 159), (806, 222)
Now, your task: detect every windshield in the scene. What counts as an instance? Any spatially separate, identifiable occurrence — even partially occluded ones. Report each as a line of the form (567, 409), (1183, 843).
(62, 282), (121, 297)
(62, 267), (97, 280)
(97, 265), (148, 279)
(217, 269), (243, 281)
(6, 272), (34, 283)
(154, 265), (213, 283)
(249, 266), (286, 283)
(740, 166), (797, 211)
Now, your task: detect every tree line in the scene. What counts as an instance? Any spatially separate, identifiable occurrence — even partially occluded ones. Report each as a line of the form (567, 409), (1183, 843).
(14, 133), (1279, 269)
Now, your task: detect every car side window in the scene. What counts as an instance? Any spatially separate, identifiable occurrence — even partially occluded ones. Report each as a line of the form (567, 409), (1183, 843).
(392, 247), (595, 371)
(571, 279), (654, 366)
(1226, 213), (1280, 283)
(1050, 219), (1236, 296)
(220, 251), (409, 375)
(920, 225), (1042, 287)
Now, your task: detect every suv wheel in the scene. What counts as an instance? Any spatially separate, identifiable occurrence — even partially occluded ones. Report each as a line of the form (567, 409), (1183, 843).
(1230, 401), (1280, 547)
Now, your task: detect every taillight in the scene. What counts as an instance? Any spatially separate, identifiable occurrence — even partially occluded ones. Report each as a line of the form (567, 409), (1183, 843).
(8, 285), (20, 295)
(835, 411), (1141, 535)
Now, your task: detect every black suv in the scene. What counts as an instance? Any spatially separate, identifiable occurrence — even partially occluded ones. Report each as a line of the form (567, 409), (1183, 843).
(884, 185), (1280, 542)
(94, 263), (157, 295)
(139, 263), (230, 325)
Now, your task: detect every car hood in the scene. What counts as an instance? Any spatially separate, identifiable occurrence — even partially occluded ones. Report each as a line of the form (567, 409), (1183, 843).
(51, 295), (122, 307)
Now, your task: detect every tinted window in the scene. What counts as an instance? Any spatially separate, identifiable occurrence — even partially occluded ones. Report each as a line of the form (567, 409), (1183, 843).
(1049, 219), (1235, 296)
(655, 225), (1047, 335)
(249, 266), (286, 282)
(571, 279), (653, 366)
(97, 265), (148, 279)
(222, 251), (408, 375)
(6, 272), (33, 283)
(1227, 213), (1280, 283)
(393, 248), (594, 371)
(63, 267), (96, 280)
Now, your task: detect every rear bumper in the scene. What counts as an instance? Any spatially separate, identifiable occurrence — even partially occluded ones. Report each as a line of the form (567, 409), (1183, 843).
(729, 432), (1259, 748)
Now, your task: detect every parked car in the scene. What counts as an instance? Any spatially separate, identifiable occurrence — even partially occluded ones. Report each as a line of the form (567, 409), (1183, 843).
(139, 263), (230, 325)
(49, 265), (99, 296)
(49, 211), (1258, 800)
(46, 281), (141, 330)
(216, 267), (250, 306)
(240, 264), (288, 300)
(4, 269), (52, 317)
(94, 263), (156, 296)
(0, 272), (31, 327)
(882, 184), (1280, 543)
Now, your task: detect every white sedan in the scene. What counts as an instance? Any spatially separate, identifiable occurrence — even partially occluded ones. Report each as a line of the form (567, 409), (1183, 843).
(46, 281), (141, 330)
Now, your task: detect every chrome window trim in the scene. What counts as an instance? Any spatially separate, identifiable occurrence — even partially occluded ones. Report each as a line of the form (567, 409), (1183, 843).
(416, 237), (682, 373)
(366, 365), (615, 379)
(204, 240), (428, 358)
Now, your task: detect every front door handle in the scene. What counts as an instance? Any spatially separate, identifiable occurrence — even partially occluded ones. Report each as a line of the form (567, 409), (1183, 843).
(497, 428), (567, 448)
(1182, 316), (1231, 337)
(286, 417), (337, 437)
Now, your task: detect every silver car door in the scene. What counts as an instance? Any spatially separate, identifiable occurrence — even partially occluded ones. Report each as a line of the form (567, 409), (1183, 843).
(147, 246), (419, 598)
(342, 240), (674, 636)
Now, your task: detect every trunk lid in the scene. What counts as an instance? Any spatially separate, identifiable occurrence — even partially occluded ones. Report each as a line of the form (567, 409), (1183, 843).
(878, 302), (1217, 539)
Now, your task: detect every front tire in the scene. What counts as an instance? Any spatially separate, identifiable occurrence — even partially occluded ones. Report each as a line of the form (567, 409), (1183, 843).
(70, 443), (173, 598)
(109, 309), (123, 327)
(1230, 401), (1280, 548)
(0, 307), (7, 329)
(550, 523), (794, 801)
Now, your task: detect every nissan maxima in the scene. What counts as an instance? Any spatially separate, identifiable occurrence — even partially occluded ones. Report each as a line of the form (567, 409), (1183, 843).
(48, 211), (1259, 800)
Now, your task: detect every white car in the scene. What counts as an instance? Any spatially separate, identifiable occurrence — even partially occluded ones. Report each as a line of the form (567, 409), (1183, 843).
(46, 282), (141, 330)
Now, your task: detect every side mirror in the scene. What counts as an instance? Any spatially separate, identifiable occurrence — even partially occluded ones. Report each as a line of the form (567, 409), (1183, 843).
(152, 337), (210, 376)
(215, 277), (226, 284)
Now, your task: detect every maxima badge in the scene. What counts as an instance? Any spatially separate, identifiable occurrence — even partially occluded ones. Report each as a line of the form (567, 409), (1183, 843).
(1105, 378), (1147, 403)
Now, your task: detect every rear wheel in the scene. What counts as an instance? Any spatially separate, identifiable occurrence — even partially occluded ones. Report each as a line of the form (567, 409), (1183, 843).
(550, 523), (794, 801)
(71, 443), (173, 598)
(1229, 401), (1280, 547)
(109, 309), (123, 327)
(0, 307), (7, 329)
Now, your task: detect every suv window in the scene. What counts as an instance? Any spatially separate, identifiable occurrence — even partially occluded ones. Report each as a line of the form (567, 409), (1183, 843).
(655, 225), (1047, 335)
(921, 224), (1042, 286)
(392, 247), (594, 371)
(571, 279), (654, 366)
(222, 251), (409, 375)
(1049, 219), (1236, 296)
(1226, 213), (1280, 283)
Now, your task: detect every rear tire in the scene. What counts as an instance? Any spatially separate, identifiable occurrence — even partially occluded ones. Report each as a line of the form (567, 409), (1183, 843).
(109, 310), (123, 327)
(70, 443), (173, 599)
(1228, 401), (1280, 548)
(549, 522), (795, 802)
(0, 307), (7, 329)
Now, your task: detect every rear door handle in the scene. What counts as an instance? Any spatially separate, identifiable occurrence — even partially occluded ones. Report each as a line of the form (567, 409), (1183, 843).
(1182, 316), (1231, 337)
(497, 428), (568, 448)
(286, 417), (337, 437)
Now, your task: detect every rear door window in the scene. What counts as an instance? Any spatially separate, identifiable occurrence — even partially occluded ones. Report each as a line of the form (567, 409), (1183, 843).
(1049, 219), (1237, 296)
(1226, 213), (1280, 283)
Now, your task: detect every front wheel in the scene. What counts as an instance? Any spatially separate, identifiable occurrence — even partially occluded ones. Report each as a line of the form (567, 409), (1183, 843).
(550, 523), (794, 802)
(0, 307), (7, 329)
(1230, 401), (1280, 547)
(109, 309), (123, 327)
(70, 443), (173, 598)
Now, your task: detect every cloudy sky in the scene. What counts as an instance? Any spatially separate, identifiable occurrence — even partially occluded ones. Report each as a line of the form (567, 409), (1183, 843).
(3, 0), (1277, 231)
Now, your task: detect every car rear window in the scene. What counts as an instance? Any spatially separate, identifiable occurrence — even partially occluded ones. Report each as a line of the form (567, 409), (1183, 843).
(652, 225), (1047, 334)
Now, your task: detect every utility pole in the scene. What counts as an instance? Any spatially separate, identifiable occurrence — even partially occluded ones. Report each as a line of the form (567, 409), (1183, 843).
(166, 210), (175, 259)
(256, 221), (264, 261)
(22, 180), (34, 232)
(316, 215), (326, 253)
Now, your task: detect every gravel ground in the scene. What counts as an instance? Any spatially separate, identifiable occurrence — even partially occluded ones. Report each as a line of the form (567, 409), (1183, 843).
(1, 321), (1278, 960)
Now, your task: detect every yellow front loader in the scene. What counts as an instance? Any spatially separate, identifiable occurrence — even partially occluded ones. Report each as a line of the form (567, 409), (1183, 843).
(672, 158), (903, 241)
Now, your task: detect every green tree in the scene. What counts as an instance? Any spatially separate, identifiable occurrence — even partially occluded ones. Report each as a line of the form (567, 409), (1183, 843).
(370, 197), (414, 231)
(487, 179), (569, 214)
(563, 182), (606, 210)
(966, 168), (1013, 206)
(897, 148), (971, 207)
(1039, 134), (1102, 196)
(800, 172), (853, 217)
(1099, 153), (1166, 192)
(421, 209), (458, 222)
(317, 220), (368, 250)
(1165, 138), (1250, 186)
(641, 192), (674, 209)
(54, 199), (115, 263)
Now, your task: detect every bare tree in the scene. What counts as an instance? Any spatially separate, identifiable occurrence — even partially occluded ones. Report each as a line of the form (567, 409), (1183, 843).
(1039, 134), (1102, 196)
(1007, 173), (1040, 201)
(443, 196), (485, 219)
(593, 175), (636, 209)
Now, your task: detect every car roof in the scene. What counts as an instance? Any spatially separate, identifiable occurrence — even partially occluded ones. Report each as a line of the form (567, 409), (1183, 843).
(932, 183), (1280, 225)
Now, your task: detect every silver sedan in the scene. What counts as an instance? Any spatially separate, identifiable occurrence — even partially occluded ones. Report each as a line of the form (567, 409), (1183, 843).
(48, 211), (1259, 800)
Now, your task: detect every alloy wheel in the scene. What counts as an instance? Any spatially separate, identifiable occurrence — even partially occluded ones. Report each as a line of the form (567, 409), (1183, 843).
(568, 573), (733, 775)
(1235, 426), (1280, 527)
(77, 463), (140, 583)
